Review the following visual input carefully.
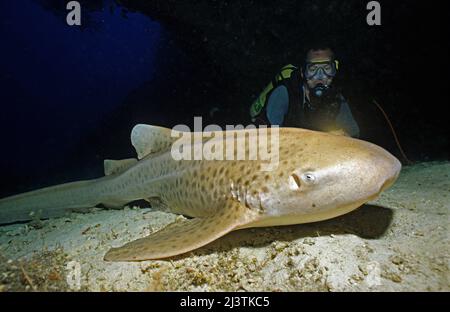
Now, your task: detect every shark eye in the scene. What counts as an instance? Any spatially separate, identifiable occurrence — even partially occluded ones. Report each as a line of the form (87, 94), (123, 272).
(302, 173), (316, 184)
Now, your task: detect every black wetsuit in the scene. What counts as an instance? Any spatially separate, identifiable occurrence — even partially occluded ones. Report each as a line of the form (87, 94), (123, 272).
(261, 71), (360, 138)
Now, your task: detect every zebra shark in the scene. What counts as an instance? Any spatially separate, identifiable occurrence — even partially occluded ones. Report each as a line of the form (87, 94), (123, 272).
(0, 125), (401, 261)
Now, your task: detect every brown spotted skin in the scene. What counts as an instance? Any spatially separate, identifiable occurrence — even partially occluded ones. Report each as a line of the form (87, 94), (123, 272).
(110, 128), (279, 218)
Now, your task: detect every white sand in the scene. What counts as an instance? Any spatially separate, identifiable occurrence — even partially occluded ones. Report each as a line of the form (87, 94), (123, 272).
(0, 161), (448, 291)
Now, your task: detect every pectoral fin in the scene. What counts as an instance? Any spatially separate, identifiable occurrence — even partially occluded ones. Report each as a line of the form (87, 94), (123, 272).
(104, 200), (257, 261)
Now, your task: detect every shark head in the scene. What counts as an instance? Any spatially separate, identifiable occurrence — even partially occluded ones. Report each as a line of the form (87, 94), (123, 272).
(250, 129), (401, 227)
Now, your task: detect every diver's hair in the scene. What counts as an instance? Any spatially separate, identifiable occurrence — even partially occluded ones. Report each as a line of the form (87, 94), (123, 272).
(304, 43), (336, 62)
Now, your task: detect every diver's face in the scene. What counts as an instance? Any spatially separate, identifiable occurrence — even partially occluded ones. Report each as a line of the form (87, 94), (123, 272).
(304, 49), (335, 89)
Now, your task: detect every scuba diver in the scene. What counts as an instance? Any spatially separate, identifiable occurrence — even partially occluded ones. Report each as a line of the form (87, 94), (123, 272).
(250, 46), (360, 137)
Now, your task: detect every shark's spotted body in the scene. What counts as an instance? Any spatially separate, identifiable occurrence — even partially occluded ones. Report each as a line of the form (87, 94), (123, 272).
(0, 125), (401, 261)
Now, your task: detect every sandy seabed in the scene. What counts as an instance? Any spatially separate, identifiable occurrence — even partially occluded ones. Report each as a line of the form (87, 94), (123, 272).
(0, 161), (448, 291)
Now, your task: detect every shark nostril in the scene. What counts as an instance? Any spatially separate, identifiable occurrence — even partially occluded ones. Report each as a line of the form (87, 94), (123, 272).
(289, 174), (302, 190)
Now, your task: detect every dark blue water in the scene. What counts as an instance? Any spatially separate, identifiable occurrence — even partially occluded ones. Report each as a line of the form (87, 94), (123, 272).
(0, 0), (170, 195)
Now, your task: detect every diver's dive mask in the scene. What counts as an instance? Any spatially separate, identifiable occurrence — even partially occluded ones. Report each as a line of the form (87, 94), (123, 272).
(304, 59), (339, 97)
(304, 59), (338, 80)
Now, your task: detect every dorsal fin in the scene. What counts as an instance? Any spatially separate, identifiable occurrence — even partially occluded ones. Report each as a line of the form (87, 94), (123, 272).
(131, 124), (178, 159)
(104, 158), (138, 176)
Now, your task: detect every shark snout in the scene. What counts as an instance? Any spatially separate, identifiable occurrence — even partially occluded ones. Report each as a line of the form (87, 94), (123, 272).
(378, 156), (401, 192)
(357, 146), (402, 199)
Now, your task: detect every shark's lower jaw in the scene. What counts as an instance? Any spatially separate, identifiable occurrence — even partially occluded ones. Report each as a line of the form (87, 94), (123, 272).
(240, 199), (370, 229)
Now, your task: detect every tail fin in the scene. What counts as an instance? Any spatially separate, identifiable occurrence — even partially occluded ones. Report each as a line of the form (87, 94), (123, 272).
(0, 177), (111, 224)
